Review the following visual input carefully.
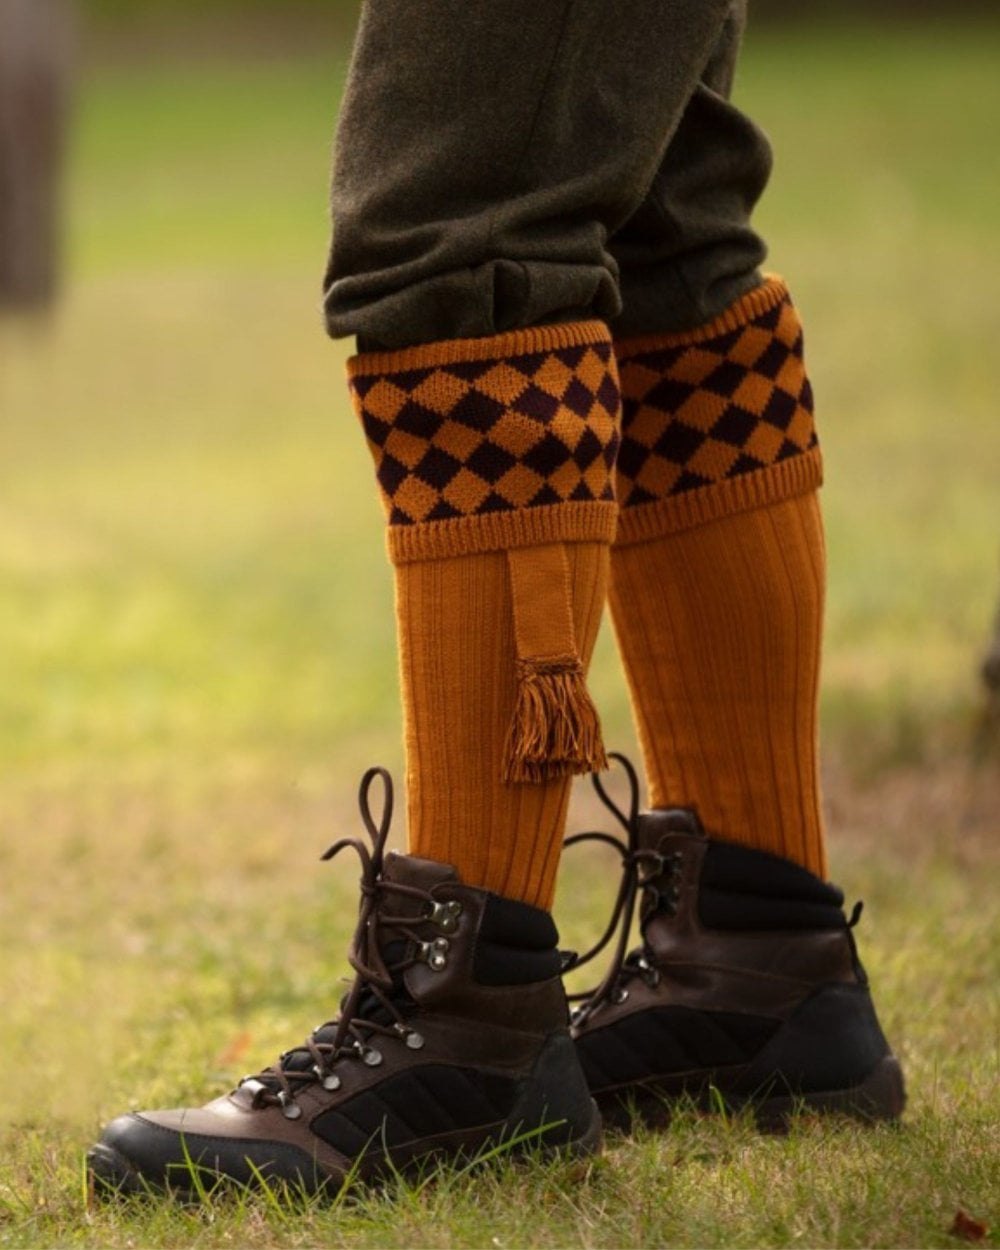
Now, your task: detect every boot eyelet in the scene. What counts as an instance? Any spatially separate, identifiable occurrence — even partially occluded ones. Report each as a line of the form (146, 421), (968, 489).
(613, 987), (629, 1005)
(313, 1064), (341, 1091)
(636, 955), (660, 986)
(363, 1047), (383, 1067)
(418, 937), (450, 970)
(394, 1022), (427, 1050)
(427, 899), (463, 932)
(646, 852), (667, 876)
(277, 1092), (302, 1120)
(239, 1076), (268, 1108)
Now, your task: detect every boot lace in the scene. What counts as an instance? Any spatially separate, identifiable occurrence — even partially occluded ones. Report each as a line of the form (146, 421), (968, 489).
(238, 767), (460, 1119)
(562, 753), (683, 1028)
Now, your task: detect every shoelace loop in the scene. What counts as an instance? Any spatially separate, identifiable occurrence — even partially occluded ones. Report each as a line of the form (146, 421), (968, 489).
(562, 753), (682, 1027)
(240, 766), (455, 1115)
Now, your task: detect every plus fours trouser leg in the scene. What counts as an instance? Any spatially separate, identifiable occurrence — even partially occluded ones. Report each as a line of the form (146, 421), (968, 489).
(565, 5), (901, 1128)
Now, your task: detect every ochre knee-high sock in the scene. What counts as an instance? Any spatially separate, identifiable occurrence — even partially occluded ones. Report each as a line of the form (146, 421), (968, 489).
(349, 322), (621, 909)
(610, 277), (827, 876)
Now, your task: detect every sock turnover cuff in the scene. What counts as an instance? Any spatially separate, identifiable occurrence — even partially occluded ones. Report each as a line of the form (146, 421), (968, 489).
(348, 321), (621, 565)
(612, 275), (822, 546)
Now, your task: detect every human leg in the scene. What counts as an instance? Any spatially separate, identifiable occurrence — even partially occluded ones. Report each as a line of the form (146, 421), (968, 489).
(570, 6), (903, 1123)
(606, 0), (826, 872)
(329, 0), (743, 910)
(610, 277), (827, 874)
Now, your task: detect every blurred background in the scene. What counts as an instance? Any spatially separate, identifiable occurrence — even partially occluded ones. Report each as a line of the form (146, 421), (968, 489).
(1, 0), (998, 1199)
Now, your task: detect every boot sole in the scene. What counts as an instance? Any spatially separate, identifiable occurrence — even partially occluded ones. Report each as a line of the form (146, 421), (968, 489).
(598, 1053), (906, 1133)
(748, 1054), (906, 1130)
(86, 1098), (603, 1202)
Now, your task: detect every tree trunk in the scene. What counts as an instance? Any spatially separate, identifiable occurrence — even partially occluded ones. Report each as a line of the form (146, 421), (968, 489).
(983, 593), (1000, 707)
(0, 0), (73, 312)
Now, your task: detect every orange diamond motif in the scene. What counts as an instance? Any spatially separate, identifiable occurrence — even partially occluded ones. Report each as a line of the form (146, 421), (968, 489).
(350, 334), (620, 526)
(614, 286), (817, 509)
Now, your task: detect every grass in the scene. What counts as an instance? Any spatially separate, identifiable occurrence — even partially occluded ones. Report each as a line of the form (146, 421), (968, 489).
(1, 14), (999, 1249)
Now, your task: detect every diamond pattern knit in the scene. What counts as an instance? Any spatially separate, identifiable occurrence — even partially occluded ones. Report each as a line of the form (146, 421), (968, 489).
(614, 278), (821, 542)
(348, 322), (620, 563)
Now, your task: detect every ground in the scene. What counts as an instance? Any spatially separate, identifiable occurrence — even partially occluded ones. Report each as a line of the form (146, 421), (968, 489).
(0, 14), (998, 1249)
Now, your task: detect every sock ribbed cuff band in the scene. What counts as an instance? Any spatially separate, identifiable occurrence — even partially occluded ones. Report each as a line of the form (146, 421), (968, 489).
(348, 320), (620, 565)
(613, 276), (822, 545)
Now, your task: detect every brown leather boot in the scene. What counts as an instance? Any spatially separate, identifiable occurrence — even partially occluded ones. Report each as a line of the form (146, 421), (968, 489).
(88, 769), (600, 1197)
(566, 756), (905, 1130)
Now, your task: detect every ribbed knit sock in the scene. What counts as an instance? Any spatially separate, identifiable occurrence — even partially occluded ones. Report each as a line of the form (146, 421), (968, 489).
(610, 277), (827, 876)
(349, 322), (621, 909)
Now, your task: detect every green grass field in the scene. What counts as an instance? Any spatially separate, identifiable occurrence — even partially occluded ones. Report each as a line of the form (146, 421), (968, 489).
(1, 16), (998, 1249)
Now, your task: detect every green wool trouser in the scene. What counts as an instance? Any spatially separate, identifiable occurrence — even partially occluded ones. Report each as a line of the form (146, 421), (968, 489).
(322, 0), (773, 350)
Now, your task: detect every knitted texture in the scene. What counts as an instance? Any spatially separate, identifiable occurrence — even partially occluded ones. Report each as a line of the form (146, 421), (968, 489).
(349, 321), (620, 563)
(609, 280), (827, 876)
(398, 542), (608, 910)
(348, 323), (621, 907)
(614, 276), (821, 543)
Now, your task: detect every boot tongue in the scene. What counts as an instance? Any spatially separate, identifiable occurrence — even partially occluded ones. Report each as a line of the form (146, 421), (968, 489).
(637, 807), (704, 852)
(382, 851), (460, 904)
(382, 851), (458, 882)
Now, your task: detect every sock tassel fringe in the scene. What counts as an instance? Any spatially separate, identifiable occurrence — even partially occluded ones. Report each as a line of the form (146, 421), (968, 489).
(503, 656), (608, 784)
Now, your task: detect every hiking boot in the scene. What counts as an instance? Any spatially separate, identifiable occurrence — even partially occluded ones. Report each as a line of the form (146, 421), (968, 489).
(88, 768), (601, 1198)
(566, 755), (905, 1130)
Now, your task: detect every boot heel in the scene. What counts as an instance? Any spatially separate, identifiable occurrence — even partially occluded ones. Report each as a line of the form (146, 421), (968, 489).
(754, 1054), (907, 1129)
(565, 1099), (603, 1159)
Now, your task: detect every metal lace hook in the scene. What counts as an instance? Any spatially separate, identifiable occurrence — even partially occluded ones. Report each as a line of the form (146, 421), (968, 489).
(590, 751), (641, 845)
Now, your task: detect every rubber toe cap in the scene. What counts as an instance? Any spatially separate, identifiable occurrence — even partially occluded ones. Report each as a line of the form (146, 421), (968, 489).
(92, 1109), (330, 1195)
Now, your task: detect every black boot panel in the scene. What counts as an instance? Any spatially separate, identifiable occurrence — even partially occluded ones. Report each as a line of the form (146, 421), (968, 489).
(312, 1064), (518, 1156)
(474, 893), (562, 986)
(576, 1006), (781, 1091)
(699, 841), (846, 931)
(701, 839), (844, 903)
(502, 1032), (599, 1144)
(698, 887), (848, 931)
(734, 983), (893, 1096)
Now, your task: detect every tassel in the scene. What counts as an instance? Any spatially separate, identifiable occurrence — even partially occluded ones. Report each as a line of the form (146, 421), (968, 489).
(502, 655), (608, 784)
(503, 542), (607, 784)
